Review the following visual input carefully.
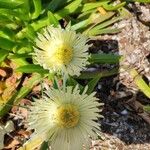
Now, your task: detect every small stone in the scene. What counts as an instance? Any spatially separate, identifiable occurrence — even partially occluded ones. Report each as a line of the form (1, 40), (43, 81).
(120, 109), (128, 115)
(97, 84), (102, 90)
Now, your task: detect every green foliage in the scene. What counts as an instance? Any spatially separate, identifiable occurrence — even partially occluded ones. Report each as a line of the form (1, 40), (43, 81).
(0, 50), (9, 63)
(130, 69), (150, 98)
(87, 76), (101, 94)
(144, 105), (150, 112)
(0, 0), (24, 9)
(40, 141), (49, 150)
(0, 0), (130, 62)
(78, 68), (118, 79)
(0, 0), (148, 116)
(0, 73), (45, 116)
(54, 0), (82, 20)
(15, 64), (49, 74)
(89, 54), (121, 64)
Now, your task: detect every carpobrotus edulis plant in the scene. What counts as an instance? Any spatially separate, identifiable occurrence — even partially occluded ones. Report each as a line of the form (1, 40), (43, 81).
(26, 84), (102, 150)
(33, 26), (90, 76)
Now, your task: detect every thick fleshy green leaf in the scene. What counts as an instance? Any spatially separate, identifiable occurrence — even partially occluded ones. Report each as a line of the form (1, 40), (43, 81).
(87, 27), (122, 36)
(13, 38), (33, 53)
(0, 15), (13, 25)
(85, 16), (121, 35)
(67, 77), (83, 90)
(40, 141), (49, 150)
(103, 2), (126, 10)
(12, 58), (29, 66)
(89, 54), (121, 64)
(72, 11), (115, 31)
(130, 69), (150, 98)
(0, 37), (15, 51)
(78, 68), (118, 79)
(31, 0), (42, 19)
(17, 15), (54, 38)
(24, 25), (37, 40)
(5, 23), (18, 30)
(16, 25), (36, 40)
(0, 27), (15, 40)
(88, 11), (115, 25)
(144, 105), (150, 112)
(0, 9), (29, 21)
(54, 0), (82, 20)
(77, 9), (93, 20)
(87, 76), (101, 94)
(15, 64), (49, 74)
(48, 11), (59, 27)
(0, 0), (24, 9)
(8, 53), (32, 59)
(47, 0), (69, 12)
(72, 19), (89, 31)
(0, 50), (9, 63)
(93, 16), (121, 29)
(81, 1), (109, 12)
(47, 73), (55, 80)
(119, 7), (132, 19)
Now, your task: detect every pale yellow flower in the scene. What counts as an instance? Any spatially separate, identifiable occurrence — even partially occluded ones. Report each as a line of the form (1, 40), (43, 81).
(33, 26), (90, 76)
(26, 85), (101, 150)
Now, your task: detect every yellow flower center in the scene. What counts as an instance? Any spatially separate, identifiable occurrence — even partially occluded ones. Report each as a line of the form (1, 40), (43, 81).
(55, 104), (80, 128)
(52, 44), (73, 65)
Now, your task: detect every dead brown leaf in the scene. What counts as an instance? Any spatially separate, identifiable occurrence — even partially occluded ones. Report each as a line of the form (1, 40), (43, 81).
(18, 129), (32, 139)
(4, 137), (20, 149)
(0, 67), (12, 78)
(139, 112), (150, 125)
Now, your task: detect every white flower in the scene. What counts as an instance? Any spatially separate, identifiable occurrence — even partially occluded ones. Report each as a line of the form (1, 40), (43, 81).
(26, 85), (102, 150)
(33, 26), (90, 76)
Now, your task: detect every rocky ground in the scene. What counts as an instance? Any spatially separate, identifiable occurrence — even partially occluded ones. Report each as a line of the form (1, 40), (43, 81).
(90, 3), (150, 150)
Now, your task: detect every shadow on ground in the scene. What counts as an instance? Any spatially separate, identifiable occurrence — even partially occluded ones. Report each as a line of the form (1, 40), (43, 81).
(89, 40), (150, 145)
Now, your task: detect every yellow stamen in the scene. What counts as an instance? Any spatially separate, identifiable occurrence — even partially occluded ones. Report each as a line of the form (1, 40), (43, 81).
(51, 44), (73, 66)
(55, 104), (80, 128)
